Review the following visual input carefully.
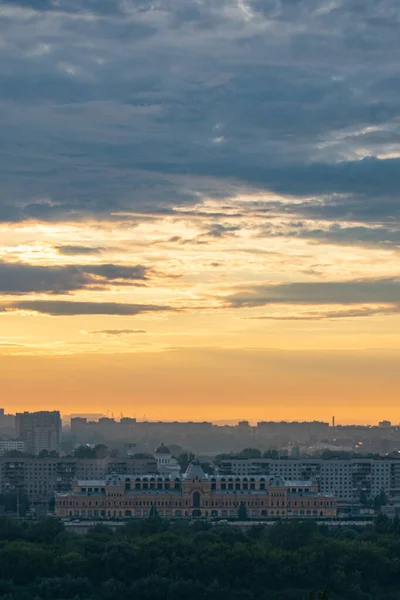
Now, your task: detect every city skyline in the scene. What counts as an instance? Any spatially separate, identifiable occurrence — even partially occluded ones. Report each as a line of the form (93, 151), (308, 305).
(1, 1), (399, 422)
(2, 405), (400, 427)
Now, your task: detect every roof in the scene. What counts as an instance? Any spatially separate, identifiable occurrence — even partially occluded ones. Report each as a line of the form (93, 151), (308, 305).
(285, 480), (314, 487)
(76, 480), (106, 486)
(155, 443), (170, 455)
(184, 461), (207, 480)
(269, 476), (285, 487)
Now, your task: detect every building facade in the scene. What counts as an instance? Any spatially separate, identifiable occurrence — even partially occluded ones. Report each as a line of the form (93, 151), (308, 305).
(217, 457), (400, 505)
(16, 411), (61, 455)
(0, 456), (158, 504)
(154, 444), (181, 477)
(0, 439), (25, 455)
(55, 463), (336, 520)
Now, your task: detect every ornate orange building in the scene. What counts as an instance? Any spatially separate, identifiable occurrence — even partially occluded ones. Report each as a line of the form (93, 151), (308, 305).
(55, 461), (336, 520)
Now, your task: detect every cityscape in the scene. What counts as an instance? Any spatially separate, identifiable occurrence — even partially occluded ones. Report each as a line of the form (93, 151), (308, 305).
(1, 408), (400, 521)
(1, 0), (400, 598)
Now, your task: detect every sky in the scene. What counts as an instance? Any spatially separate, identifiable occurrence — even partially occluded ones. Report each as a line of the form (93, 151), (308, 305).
(0, 0), (399, 423)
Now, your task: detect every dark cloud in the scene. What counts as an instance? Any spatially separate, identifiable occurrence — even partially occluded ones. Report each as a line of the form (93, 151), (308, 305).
(269, 223), (400, 249)
(56, 245), (105, 255)
(226, 277), (400, 308)
(1, 0), (400, 226)
(0, 261), (149, 294)
(0, 301), (175, 316)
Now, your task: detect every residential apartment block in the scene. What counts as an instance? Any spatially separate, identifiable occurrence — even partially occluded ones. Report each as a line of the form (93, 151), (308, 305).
(0, 439), (26, 455)
(0, 456), (158, 505)
(217, 457), (400, 505)
(16, 411), (61, 455)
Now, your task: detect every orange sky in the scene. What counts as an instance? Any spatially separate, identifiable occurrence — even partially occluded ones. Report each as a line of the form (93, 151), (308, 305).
(1, 1), (400, 424)
(1, 203), (400, 424)
(2, 348), (400, 424)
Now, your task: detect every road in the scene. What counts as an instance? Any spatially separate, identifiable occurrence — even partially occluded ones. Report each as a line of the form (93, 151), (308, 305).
(64, 519), (374, 533)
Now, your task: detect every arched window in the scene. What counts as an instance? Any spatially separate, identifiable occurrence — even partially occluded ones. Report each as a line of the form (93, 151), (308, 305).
(193, 491), (201, 508)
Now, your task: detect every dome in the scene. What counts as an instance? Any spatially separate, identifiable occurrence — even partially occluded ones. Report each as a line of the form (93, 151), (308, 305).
(155, 443), (171, 455)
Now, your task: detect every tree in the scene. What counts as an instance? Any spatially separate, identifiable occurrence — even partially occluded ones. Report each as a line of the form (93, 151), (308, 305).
(238, 448), (261, 459)
(263, 448), (279, 458)
(359, 490), (371, 506)
(0, 492), (30, 517)
(374, 489), (388, 510)
(200, 461), (215, 476)
(74, 444), (109, 459)
(132, 453), (154, 459)
(93, 444), (109, 459)
(149, 505), (159, 518)
(306, 589), (329, 600)
(374, 512), (391, 534)
(238, 502), (248, 521)
(74, 445), (96, 459)
(176, 452), (195, 472)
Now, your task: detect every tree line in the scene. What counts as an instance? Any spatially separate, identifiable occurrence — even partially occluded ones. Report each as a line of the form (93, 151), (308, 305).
(0, 515), (400, 599)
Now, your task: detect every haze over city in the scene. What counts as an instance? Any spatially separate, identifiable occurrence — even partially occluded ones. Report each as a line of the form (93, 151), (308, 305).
(1, 0), (399, 424)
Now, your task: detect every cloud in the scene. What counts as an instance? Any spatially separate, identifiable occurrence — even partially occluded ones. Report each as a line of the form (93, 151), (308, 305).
(56, 245), (105, 255)
(84, 329), (147, 336)
(0, 301), (175, 316)
(1, 0), (400, 227)
(226, 277), (400, 308)
(0, 261), (149, 294)
(247, 306), (400, 320)
(269, 223), (400, 250)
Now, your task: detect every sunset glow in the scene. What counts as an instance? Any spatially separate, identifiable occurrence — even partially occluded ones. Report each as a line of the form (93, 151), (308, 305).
(1, 0), (399, 423)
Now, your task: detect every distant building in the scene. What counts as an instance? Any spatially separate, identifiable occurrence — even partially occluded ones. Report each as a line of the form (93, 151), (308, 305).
(0, 409), (16, 438)
(0, 455), (158, 505)
(0, 439), (25, 455)
(16, 411), (61, 455)
(55, 463), (336, 520)
(154, 443), (181, 477)
(217, 456), (400, 506)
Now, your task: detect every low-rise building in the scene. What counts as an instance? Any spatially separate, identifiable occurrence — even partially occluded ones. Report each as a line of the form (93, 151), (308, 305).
(0, 439), (25, 455)
(55, 463), (336, 520)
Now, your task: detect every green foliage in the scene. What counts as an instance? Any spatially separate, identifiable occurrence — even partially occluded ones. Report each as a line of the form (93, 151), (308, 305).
(1, 517), (400, 600)
(74, 445), (108, 459)
(176, 452), (195, 472)
(131, 453), (154, 459)
(237, 448), (262, 459)
(263, 448), (279, 458)
(374, 490), (388, 510)
(0, 492), (30, 516)
(238, 502), (248, 521)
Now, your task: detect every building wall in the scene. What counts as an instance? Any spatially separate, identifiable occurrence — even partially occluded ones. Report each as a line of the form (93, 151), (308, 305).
(16, 411), (61, 455)
(0, 456), (157, 502)
(0, 440), (25, 455)
(218, 458), (400, 504)
(55, 476), (336, 520)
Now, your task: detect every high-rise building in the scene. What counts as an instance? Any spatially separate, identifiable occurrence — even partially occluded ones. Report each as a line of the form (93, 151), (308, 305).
(16, 411), (61, 455)
(217, 456), (400, 506)
(0, 408), (16, 437)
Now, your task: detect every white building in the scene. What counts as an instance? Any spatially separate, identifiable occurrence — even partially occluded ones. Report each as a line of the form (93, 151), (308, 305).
(154, 443), (181, 477)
